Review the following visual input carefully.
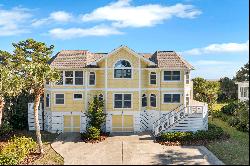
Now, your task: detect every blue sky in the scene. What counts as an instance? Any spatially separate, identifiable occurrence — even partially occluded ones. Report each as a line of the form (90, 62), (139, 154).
(0, 0), (249, 79)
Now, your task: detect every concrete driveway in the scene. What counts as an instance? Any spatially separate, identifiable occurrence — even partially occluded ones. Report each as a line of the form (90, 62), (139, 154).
(51, 132), (224, 165)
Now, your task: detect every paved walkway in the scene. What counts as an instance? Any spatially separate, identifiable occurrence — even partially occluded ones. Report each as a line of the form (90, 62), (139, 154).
(51, 132), (224, 165)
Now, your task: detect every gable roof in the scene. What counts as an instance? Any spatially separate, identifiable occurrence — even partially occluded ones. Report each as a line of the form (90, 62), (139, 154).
(90, 45), (156, 66)
(49, 47), (194, 70)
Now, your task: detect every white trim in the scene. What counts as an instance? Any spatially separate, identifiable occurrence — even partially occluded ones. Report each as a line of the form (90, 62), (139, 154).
(113, 93), (133, 109)
(46, 87), (185, 91)
(54, 93), (65, 105)
(162, 93), (182, 104)
(88, 71), (96, 86)
(73, 93), (83, 100)
(105, 59), (108, 111)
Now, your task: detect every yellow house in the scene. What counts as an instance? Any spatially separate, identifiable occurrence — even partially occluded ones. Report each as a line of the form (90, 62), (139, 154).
(44, 45), (208, 134)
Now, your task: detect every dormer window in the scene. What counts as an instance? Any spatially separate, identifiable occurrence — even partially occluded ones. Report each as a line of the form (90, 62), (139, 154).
(114, 60), (132, 78)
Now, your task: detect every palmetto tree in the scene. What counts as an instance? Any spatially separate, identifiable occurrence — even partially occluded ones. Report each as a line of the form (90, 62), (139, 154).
(13, 39), (60, 154)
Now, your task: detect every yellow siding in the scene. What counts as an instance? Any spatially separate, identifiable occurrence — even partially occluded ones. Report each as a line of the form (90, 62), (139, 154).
(51, 91), (85, 112)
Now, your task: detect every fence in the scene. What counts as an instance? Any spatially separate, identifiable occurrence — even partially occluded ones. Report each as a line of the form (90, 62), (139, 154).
(28, 103), (43, 131)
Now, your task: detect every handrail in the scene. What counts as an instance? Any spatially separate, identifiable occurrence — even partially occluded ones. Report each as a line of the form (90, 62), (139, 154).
(152, 104), (183, 125)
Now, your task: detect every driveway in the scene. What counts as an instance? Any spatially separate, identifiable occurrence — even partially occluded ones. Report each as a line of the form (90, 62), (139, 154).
(51, 132), (224, 165)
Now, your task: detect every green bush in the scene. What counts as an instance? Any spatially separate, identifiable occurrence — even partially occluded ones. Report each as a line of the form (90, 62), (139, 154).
(221, 101), (238, 115)
(0, 136), (36, 165)
(82, 126), (101, 141)
(0, 120), (13, 137)
(157, 124), (226, 142)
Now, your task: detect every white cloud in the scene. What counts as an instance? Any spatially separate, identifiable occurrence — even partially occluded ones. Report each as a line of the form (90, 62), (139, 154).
(0, 7), (32, 36)
(49, 25), (122, 39)
(181, 40), (249, 55)
(81, 0), (201, 28)
(32, 11), (72, 27)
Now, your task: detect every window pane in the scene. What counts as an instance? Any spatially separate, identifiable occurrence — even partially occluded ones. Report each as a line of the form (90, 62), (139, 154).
(65, 71), (73, 77)
(124, 94), (131, 100)
(46, 94), (50, 107)
(114, 69), (123, 78)
(124, 101), (131, 108)
(65, 78), (73, 84)
(115, 60), (131, 68)
(115, 101), (122, 108)
(164, 75), (171, 81)
(150, 79), (156, 84)
(164, 94), (172, 103)
(74, 94), (82, 99)
(115, 94), (122, 100)
(172, 75), (180, 81)
(142, 95), (147, 107)
(56, 99), (64, 104)
(75, 71), (83, 77)
(56, 94), (64, 98)
(89, 72), (95, 85)
(173, 71), (180, 75)
(75, 78), (83, 85)
(99, 94), (104, 101)
(123, 69), (132, 78)
(150, 95), (156, 107)
(173, 94), (180, 103)
(164, 71), (171, 75)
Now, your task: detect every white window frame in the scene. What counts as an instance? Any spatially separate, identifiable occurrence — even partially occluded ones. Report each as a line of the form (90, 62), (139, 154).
(88, 71), (96, 86)
(162, 70), (181, 82)
(54, 93), (65, 105)
(149, 72), (157, 85)
(64, 71), (74, 85)
(162, 93), (182, 104)
(74, 71), (84, 85)
(73, 93), (83, 100)
(45, 93), (50, 108)
(113, 93), (133, 109)
(150, 94), (157, 107)
(113, 59), (133, 79)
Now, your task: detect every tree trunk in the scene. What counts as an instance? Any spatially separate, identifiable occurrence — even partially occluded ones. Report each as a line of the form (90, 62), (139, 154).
(34, 91), (44, 154)
(0, 96), (5, 128)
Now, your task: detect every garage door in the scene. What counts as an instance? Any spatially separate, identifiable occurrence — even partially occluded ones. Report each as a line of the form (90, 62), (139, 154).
(112, 115), (134, 132)
(64, 115), (80, 132)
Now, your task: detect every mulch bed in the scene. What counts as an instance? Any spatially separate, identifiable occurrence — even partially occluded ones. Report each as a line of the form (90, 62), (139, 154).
(156, 134), (230, 146)
(20, 152), (43, 165)
(81, 132), (110, 143)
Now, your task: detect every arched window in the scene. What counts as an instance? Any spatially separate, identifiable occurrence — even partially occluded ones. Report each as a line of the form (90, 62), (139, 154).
(150, 94), (156, 107)
(150, 72), (157, 85)
(99, 94), (104, 101)
(142, 94), (147, 107)
(114, 60), (132, 78)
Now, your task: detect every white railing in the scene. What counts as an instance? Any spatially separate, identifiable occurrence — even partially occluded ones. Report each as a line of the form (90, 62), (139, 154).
(152, 102), (208, 136)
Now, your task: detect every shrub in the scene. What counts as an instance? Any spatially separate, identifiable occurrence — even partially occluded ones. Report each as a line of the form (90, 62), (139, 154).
(157, 124), (227, 143)
(81, 126), (101, 141)
(0, 136), (36, 165)
(221, 101), (238, 115)
(0, 120), (13, 137)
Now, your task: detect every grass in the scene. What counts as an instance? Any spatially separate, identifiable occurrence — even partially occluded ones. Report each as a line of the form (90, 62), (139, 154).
(206, 117), (249, 165)
(0, 130), (64, 165)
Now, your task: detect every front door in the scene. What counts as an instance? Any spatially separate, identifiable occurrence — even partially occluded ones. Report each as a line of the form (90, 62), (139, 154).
(112, 115), (134, 132)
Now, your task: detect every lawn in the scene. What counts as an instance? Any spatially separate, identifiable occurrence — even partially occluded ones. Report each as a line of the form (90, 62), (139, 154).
(206, 117), (249, 165)
(0, 130), (64, 165)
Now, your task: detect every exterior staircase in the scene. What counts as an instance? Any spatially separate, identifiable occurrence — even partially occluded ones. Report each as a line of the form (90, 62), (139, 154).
(152, 102), (208, 136)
